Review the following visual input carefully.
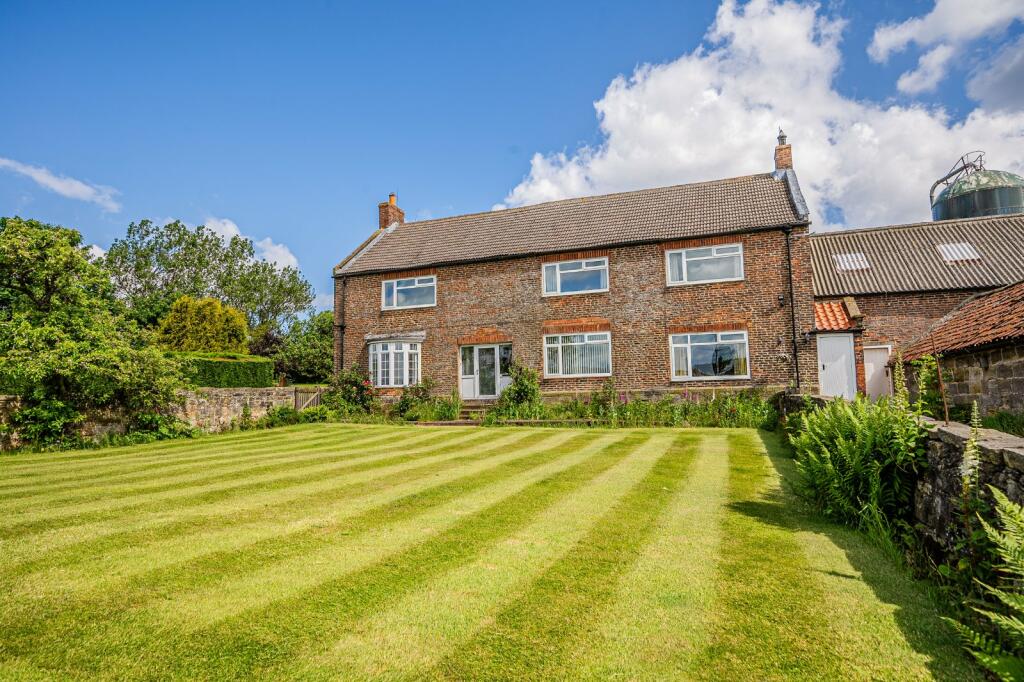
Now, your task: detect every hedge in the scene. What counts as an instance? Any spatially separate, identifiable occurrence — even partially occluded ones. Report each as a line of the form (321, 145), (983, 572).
(170, 352), (275, 388)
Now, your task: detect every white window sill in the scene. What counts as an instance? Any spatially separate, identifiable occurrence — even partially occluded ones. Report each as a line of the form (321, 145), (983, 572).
(666, 277), (744, 287)
(671, 374), (751, 382)
(541, 288), (610, 297)
(381, 303), (437, 311)
(544, 373), (613, 379)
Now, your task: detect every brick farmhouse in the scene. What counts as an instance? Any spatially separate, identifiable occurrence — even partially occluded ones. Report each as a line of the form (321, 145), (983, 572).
(334, 134), (820, 400)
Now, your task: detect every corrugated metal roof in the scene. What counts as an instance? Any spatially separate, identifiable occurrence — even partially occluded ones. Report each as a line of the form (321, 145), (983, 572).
(338, 172), (808, 275)
(904, 281), (1024, 360)
(810, 214), (1024, 296)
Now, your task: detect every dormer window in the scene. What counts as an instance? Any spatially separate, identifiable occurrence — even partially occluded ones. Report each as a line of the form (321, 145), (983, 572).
(833, 252), (869, 271)
(542, 258), (609, 296)
(382, 275), (436, 310)
(937, 242), (980, 262)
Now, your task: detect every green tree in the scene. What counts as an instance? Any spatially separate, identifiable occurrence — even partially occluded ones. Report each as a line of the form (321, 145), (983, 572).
(273, 311), (334, 383)
(157, 296), (249, 353)
(0, 217), (186, 447)
(101, 220), (314, 347)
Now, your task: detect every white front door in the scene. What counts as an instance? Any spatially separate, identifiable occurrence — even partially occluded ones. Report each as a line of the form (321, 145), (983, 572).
(864, 346), (893, 399)
(460, 344), (513, 400)
(817, 334), (856, 399)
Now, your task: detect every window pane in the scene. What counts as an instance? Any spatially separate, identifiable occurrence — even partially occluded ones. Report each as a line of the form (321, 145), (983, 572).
(720, 332), (745, 341)
(668, 252), (685, 282)
(461, 346), (474, 376)
(716, 245), (741, 255)
(499, 344), (513, 376)
(380, 350), (390, 385)
(560, 268), (605, 293)
(690, 334), (716, 343)
(558, 260), (583, 272)
(394, 350), (405, 385)
(584, 259), (605, 267)
(383, 282), (395, 307)
(685, 247), (714, 259)
(589, 341), (611, 374)
(546, 346), (559, 375)
(686, 254), (741, 282)
(561, 334), (584, 344)
(396, 283), (435, 307)
(370, 348), (379, 385)
(672, 346), (689, 377)
(691, 342), (746, 377)
(670, 334), (688, 345)
(408, 352), (419, 385)
(543, 264), (558, 293)
(416, 277), (434, 285)
(396, 278), (415, 287)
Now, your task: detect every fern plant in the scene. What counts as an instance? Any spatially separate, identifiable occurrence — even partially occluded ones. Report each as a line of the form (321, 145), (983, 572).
(948, 484), (1024, 680)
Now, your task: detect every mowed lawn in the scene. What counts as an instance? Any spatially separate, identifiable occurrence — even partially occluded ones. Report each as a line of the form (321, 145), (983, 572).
(0, 424), (980, 680)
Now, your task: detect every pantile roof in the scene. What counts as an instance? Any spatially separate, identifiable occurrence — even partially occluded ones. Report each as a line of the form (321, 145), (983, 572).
(903, 281), (1024, 361)
(337, 171), (808, 275)
(810, 214), (1024, 296)
(814, 301), (855, 331)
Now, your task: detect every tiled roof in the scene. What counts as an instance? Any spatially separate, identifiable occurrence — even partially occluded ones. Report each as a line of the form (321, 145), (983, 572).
(810, 214), (1024, 296)
(903, 281), (1024, 361)
(814, 301), (855, 331)
(337, 171), (808, 275)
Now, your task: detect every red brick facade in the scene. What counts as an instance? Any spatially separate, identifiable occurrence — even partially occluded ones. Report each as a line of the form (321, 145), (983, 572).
(335, 227), (818, 397)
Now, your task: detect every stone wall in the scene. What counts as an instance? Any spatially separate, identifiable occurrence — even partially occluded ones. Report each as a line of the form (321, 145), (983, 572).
(940, 342), (1024, 415)
(171, 387), (296, 432)
(915, 417), (1024, 552)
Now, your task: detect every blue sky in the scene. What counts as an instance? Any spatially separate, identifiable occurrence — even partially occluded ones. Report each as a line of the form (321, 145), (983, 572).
(2, 0), (1023, 308)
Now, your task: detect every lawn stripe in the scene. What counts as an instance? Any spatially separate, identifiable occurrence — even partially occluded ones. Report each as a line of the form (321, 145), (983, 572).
(3, 430), (567, 591)
(685, 431), (846, 680)
(0, 429), (517, 566)
(568, 431), (731, 680)
(0, 428), (480, 512)
(754, 430), (982, 681)
(423, 431), (696, 681)
(0, 425), (412, 491)
(0, 429), (480, 536)
(48, 432), (649, 679)
(0, 430), (585, 644)
(304, 430), (687, 680)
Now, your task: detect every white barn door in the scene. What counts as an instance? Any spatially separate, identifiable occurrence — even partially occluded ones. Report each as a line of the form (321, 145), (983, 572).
(817, 334), (856, 399)
(863, 346), (893, 399)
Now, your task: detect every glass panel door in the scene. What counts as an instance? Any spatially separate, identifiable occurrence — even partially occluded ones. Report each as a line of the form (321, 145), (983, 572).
(477, 347), (497, 397)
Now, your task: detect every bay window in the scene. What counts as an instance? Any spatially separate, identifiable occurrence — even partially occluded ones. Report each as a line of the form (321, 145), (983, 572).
(544, 332), (612, 377)
(382, 276), (436, 310)
(542, 258), (608, 295)
(666, 244), (743, 285)
(670, 331), (749, 380)
(369, 341), (420, 387)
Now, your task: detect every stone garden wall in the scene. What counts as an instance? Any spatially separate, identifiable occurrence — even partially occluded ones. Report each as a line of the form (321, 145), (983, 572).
(915, 417), (1024, 552)
(170, 387), (296, 432)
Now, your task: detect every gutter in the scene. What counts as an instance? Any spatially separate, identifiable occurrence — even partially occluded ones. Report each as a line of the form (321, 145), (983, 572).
(784, 227), (802, 391)
(335, 276), (347, 374)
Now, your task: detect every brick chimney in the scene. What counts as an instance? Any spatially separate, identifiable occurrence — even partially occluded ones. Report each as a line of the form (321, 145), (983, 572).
(774, 129), (793, 170)
(378, 193), (405, 229)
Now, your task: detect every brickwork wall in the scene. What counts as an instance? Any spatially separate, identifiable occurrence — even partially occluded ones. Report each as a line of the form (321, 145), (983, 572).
(855, 290), (982, 349)
(336, 228), (817, 397)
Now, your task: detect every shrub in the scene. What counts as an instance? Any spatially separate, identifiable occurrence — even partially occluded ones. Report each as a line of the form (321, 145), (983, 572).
(485, 364), (548, 423)
(172, 352), (274, 388)
(394, 379), (436, 421)
(273, 311), (333, 384)
(790, 359), (929, 546)
(321, 367), (375, 415)
(157, 296), (249, 353)
(948, 486), (1024, 679)
(432, 391), (463, 421)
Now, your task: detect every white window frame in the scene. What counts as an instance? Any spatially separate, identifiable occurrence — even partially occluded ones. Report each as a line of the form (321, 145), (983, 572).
(669, 330), (751, 381)
(543, 332), (613, 378)
(381, 275), (437, 310)
(665, 243), (744, 286)
(368, 341), (421, 388)
(542, 257), (609, 296)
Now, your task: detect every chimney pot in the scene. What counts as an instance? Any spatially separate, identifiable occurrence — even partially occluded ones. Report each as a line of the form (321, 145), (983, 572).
(774, 130), (793, 171)
(378, 193), (405, 229)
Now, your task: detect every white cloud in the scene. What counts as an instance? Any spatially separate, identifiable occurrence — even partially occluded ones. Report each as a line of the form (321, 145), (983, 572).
(967, 35), (1024, 110)
(87, 244), (106, 260)
(203, 216), (299, 269)
(500, 0), (1024, 231)
(312, 292), (334, 310)
(0, 157), (121, 212)
(869, 0), (1024, 94)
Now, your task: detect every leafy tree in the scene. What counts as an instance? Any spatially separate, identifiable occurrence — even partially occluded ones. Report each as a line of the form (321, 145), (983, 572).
(0, 217), (186, 447)
(157, 296), (249, 353)
(101, 220), (314, 346)
(273, 311), (333, 383)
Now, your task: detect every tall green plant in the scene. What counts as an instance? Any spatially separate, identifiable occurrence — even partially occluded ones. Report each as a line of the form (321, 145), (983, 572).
(487, 363), (547, 421)
(948, 485), (1024, 680)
